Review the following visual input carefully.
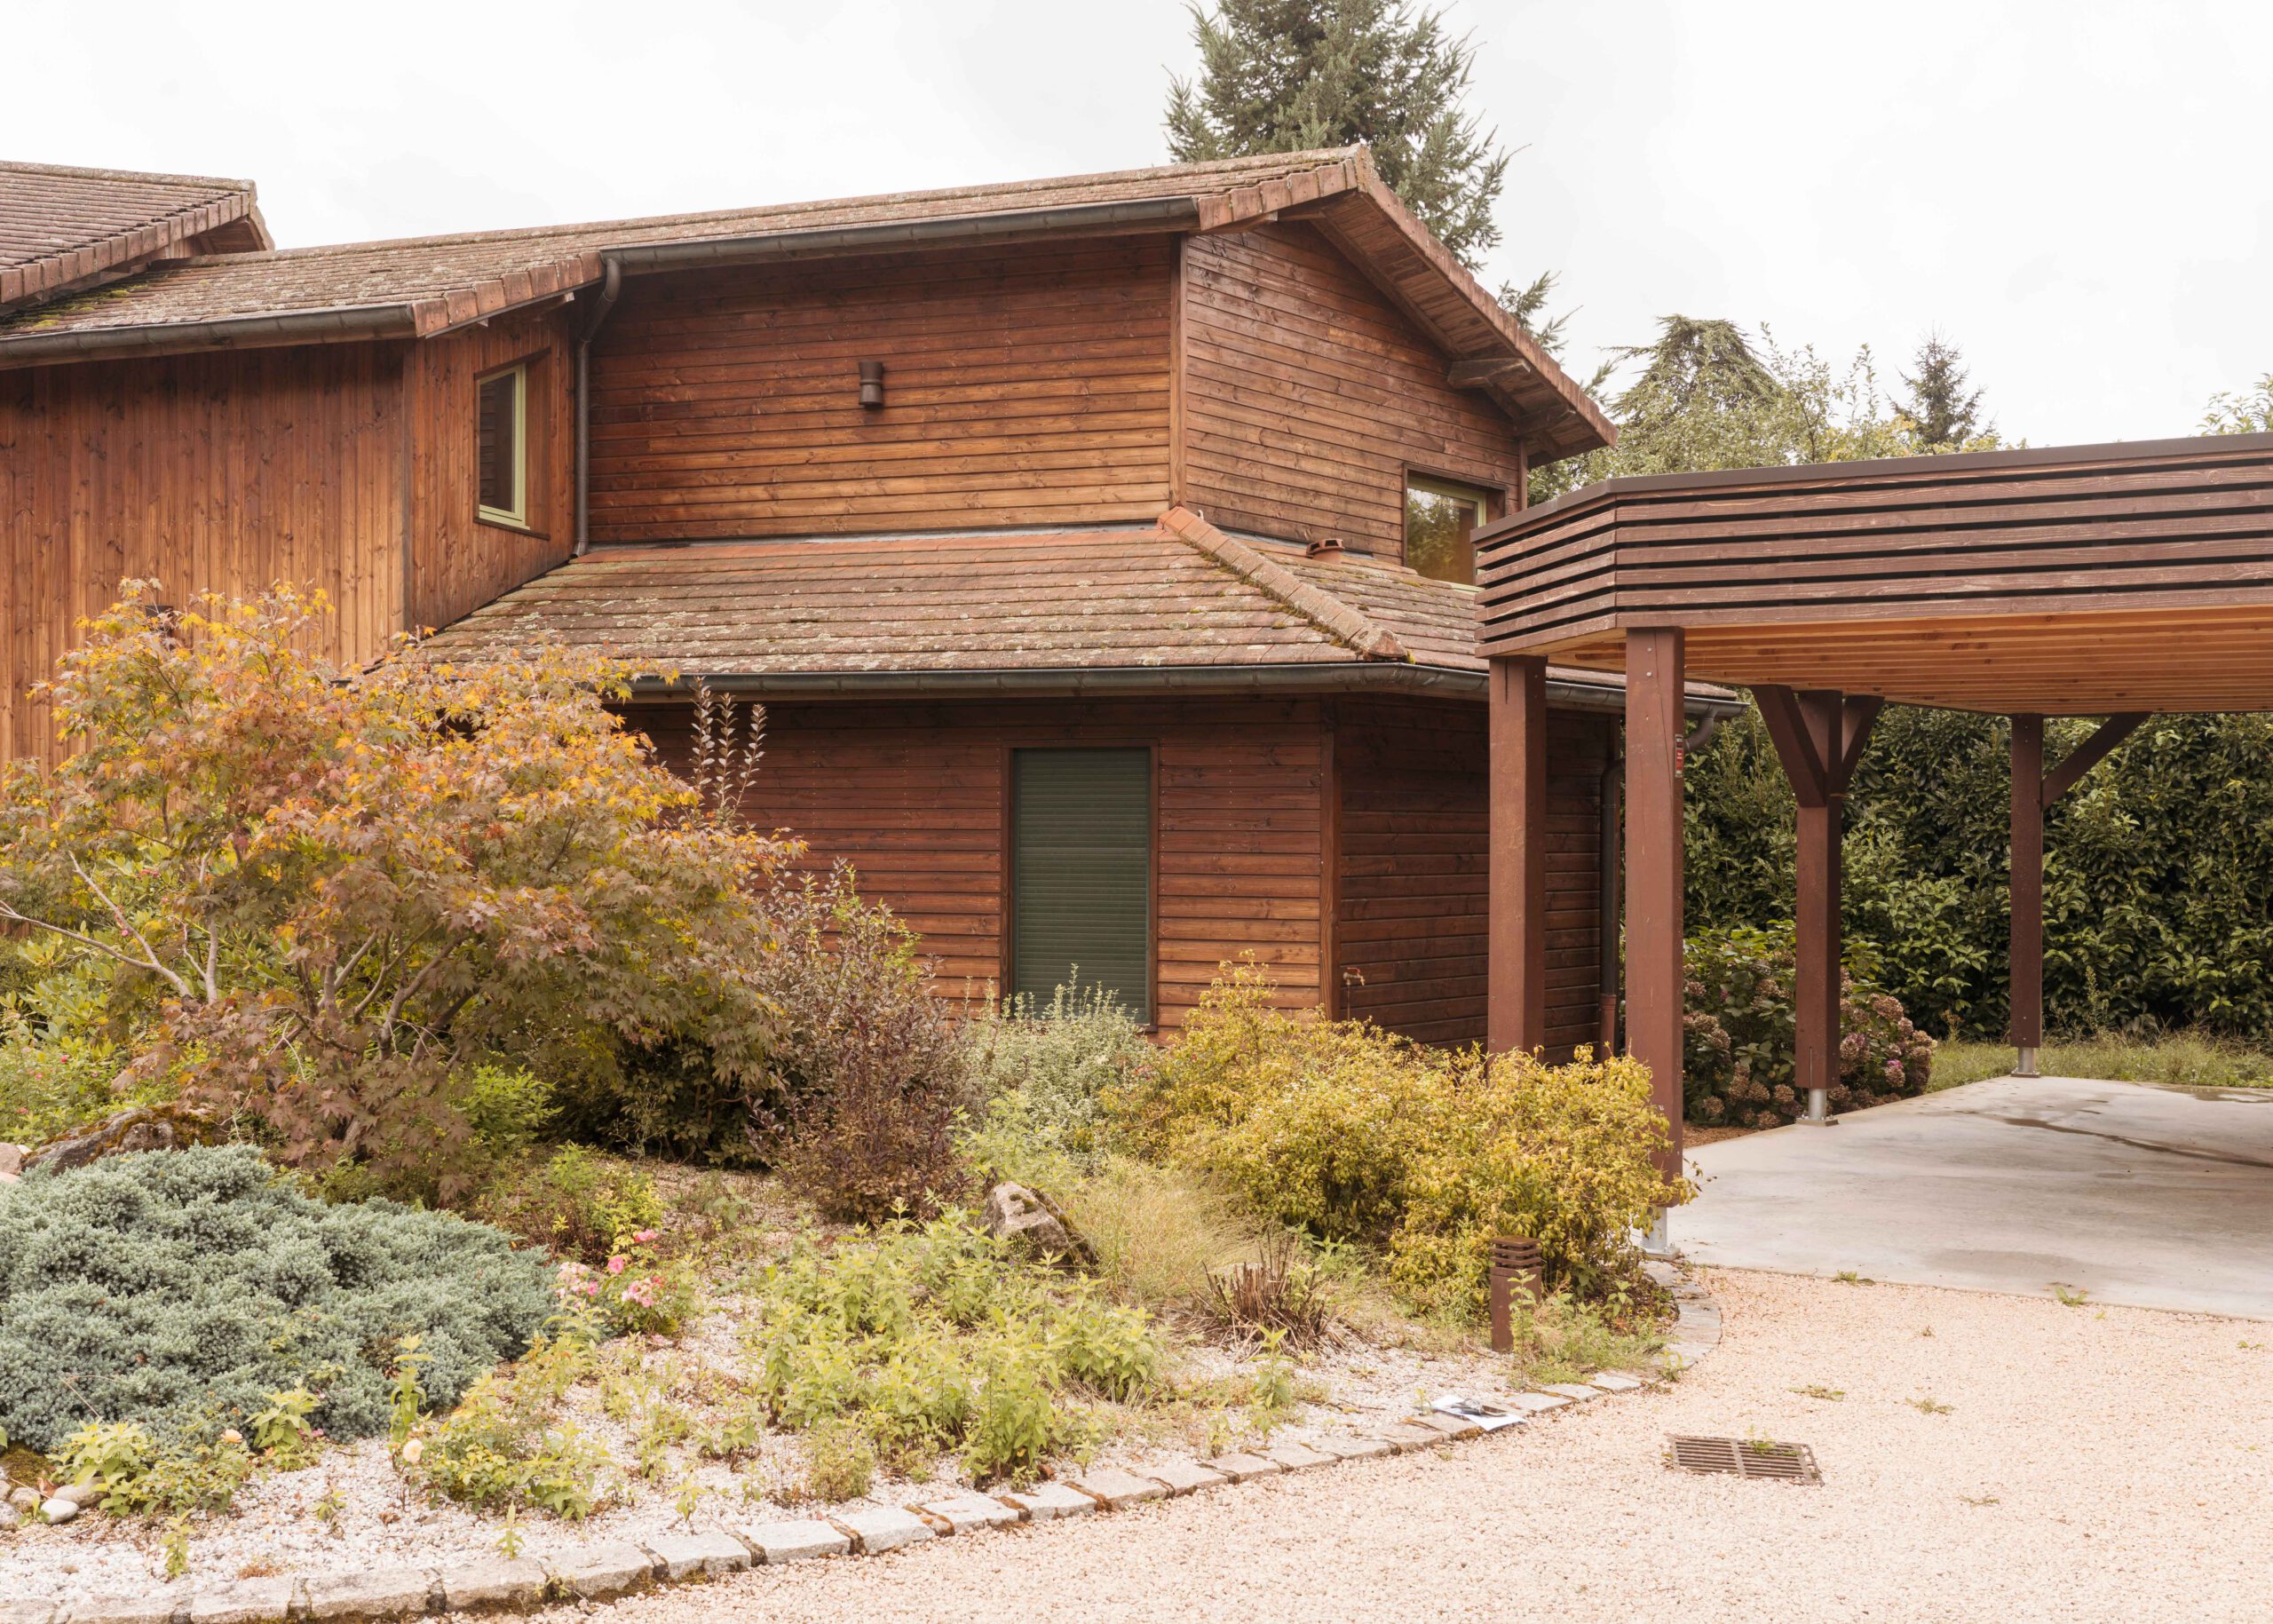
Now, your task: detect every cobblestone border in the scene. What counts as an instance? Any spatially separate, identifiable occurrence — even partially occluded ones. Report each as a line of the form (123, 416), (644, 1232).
(3, 1263), (1717, 1624)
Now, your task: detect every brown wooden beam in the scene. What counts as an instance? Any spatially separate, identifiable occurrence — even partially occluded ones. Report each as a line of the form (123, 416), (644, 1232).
(1488, 655), (1549, 1052)
(2009, 714), (2046, 1067)
(1626, 630), (1686, 1176)
(1447, 356), (1533, 388)
(2041, 713), (2146, 805)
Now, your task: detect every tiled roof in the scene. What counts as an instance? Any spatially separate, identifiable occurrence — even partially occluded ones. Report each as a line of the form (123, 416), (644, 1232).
(0, 147), (1611, 457)
(0, 150), (1354, 343)
(0, 161), (265, 310)
(414, 506), (1710, 707)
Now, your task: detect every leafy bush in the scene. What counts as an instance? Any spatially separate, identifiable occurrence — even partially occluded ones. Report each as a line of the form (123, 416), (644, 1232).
(409, 1348), (614, 1519)
(0, 586), (790, 1200)
(744, 1214), (1162, 1485)
(750, 866), (974, 1223)
(0, 1146), (553, 1453)
(1682, 924), (1934, 1129)
(1687, 702), (2273, 1042)
(551, 1227), (701, 1339)
(962, 983), (1158, 1168)
(1120, 960), (1687, 1311)
(54, 1420), (255, 1515)
(474, 1145), (664, 1265)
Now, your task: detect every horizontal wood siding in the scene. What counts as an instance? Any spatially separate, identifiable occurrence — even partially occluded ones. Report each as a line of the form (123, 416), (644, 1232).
(1180, 222), (1525, 561)
(407, 307), (575, 634)
(0, 342), (406, 762)
(628, 695), (1324, 1027)
(1334, 695), (1606, 1054)
(1477, 435), (2273, 651)
(587, 240), (1175, 541)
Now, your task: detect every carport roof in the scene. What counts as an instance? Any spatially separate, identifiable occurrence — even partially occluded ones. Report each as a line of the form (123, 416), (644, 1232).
(1475, 431), (2273, 714)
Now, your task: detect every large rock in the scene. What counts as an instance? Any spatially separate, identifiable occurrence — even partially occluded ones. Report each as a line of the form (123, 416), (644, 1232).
(22, 1106), (211, 1176)
(0, 1142), (25, 1183)
(981, 1182), (1097, 1268)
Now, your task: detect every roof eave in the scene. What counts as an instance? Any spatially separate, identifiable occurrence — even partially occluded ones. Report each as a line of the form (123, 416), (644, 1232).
(0, 303), (420, 368)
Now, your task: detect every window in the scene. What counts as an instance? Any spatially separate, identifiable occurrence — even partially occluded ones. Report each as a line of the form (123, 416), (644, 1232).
(1010, 748), (1152, 1022)
(476, 363), (528, 527)
(1404, 474), (1494, 584)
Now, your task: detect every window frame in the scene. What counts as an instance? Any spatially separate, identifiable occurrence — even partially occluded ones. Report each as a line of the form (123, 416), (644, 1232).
(474, 360), (532, 532)
(999, 742), (1160, 1029)
(1401, 468), (1508, 585)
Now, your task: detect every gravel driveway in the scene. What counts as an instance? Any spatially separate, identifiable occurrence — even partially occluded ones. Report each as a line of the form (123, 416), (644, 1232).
(583, 1269), (2270, 1624)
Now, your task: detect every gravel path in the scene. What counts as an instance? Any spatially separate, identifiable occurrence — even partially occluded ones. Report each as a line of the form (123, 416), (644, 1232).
(584, 1270), (2271, 1624)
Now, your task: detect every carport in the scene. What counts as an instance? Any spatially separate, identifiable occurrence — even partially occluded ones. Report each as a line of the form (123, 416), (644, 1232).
(1471, 430), (2273, 1221)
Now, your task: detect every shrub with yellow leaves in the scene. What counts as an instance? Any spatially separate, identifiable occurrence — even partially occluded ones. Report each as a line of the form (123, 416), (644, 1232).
(1117, 958), (1689, 1313)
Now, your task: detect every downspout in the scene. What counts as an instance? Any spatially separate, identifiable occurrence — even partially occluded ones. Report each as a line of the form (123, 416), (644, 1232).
(574, 257), (623, 557)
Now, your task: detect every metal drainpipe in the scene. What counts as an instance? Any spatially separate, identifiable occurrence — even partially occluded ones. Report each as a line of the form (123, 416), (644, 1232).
(574, 258), (623, 557)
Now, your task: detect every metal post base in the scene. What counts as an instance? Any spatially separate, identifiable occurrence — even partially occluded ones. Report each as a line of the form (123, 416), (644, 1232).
(2015, 1046), (2039, 1078)
(1639, 1208), (1675, 1259)
(1799, 1087), (1834, 1125)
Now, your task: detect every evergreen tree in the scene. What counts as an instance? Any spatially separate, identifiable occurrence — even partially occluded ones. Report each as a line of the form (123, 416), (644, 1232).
(1164, 0), (1510, 269)
(1898, 331), (1989, 450)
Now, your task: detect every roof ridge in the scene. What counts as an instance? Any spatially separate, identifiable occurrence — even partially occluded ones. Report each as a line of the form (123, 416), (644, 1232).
(1158, 506), (1407, 661)
(162, 147), (1367, 265)
(0, 159), (254, 192)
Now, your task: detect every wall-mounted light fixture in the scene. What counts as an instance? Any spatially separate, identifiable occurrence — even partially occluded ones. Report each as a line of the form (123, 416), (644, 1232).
(858, 360), (886, 409)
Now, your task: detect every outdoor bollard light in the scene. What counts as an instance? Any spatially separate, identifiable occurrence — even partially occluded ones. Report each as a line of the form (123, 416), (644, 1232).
(1487, 1235), (1544, 1354)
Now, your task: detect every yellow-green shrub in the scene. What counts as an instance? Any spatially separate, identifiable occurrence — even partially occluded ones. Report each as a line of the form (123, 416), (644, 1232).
(1118, 960), (1688, 1313)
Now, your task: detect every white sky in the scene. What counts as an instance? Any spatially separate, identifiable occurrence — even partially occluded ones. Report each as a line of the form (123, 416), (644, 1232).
(9, 0), (2268, 447)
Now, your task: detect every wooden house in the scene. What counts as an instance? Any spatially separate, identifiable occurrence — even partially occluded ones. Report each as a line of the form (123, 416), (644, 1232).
(0, 148), (1734, 1050)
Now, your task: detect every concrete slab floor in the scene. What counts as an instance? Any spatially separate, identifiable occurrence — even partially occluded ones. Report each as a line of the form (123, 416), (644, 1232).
(1676, 1073), (2273, 1319)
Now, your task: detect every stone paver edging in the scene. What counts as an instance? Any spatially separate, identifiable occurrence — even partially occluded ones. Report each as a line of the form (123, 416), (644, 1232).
(4, 1262), (1717, 1624)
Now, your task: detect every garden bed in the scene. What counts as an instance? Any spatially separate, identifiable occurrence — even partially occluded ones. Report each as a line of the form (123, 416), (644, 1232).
(0, 1161), (1610, 1612)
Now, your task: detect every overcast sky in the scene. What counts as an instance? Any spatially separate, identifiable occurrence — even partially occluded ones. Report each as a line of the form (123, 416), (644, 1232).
(10, 0), (2267, 447)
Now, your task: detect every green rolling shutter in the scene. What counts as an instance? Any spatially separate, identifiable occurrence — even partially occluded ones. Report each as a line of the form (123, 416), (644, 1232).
(1011, 748), (1152, 1022)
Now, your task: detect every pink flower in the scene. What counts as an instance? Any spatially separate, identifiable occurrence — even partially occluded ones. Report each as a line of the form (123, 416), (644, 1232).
(581, 1281), (601, 1297)
(606, 1256), (627, 1276)
(631, 1230), (658, 1245)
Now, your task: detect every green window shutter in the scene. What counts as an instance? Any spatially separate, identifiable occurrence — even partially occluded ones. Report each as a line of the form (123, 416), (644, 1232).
(1011, 748), (1152, 1023)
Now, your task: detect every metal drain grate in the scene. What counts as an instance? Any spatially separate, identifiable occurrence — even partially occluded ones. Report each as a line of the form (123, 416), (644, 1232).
(1665, 1434), (1821, 1485)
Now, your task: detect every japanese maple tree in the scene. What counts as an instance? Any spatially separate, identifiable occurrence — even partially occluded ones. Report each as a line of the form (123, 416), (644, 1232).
(0, 584), (791, 1195)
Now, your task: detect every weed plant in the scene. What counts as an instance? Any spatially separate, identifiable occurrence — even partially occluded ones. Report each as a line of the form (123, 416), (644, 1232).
(744, 1214), (1164, 1485)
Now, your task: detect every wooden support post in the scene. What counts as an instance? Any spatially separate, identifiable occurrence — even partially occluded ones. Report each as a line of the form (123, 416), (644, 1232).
(1792, 692), (1843, 1123)
(1597, 743), (1624, 1056)
(1625, 630), (1686, 1196)
(2009, 714), (2045, 1075)
(1488, 655), (1548, 1053)
(1757, 687), (1883, 1123)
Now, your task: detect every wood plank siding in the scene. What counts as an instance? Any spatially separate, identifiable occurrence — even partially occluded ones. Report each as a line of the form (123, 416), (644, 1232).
(1474, 432), (2273, 712)
(1180, 222), (1525, 561)
(405, 306), (576, 633)
(586, 240), (1176, 542)
(0, 343), (406, 761)
(1333, 695), (1607, 1052)
(629, 695), (1328, 1028)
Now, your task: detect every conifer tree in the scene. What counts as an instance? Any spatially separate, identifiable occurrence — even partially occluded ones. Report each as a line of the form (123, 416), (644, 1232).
(1899, 332), (1989, 450)
(1164, 0), (1510, 271)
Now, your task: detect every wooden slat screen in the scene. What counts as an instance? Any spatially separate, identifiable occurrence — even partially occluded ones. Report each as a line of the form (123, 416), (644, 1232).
(1011, 748), (1152, 1022)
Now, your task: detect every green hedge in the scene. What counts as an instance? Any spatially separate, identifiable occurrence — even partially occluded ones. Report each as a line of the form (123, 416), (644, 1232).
(1686, 706), (2273, 1042)
(0, 1146), (552, 1452)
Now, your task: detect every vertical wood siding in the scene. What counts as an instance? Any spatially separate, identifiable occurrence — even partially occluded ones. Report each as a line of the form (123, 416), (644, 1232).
(586, 240), (1176, 542)
(1180, 222), (1526, 561)
(630, 694), (1325, 1027)
(1334, 695), (1607, 1053)
(0, 343), (407, 762)
(405, 308), (575, 634)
